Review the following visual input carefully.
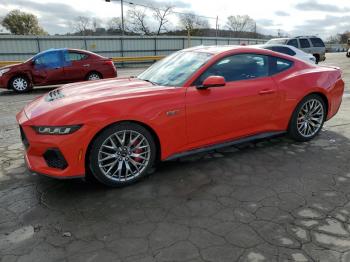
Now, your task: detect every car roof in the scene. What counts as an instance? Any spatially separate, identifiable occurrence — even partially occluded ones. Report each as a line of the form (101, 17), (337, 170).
(259, 44), (292, 47)
(33, 48), (102, 58)
(182, 45), (292, 57)
(259, 44), (297, 50)
(259, 44), (312, 55)
(180, 45), (314, 66)
(183, 45), (242, 54)
(268, 38), (289, 41)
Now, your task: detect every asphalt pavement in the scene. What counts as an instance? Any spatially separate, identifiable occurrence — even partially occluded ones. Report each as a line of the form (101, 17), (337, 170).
(1, 53), (350, 262)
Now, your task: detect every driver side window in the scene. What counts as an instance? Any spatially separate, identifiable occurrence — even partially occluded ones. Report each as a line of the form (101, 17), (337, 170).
(34, 51), (62, 69)
(194, 54), (269, 86)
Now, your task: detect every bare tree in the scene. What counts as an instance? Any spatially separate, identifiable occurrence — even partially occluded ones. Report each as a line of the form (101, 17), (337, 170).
(178, 13), (209, 36)
(327, 31), (350, 44)
(152, 5), (173, 35)
(107, 17), (123, 31)
(226, 15), (255, 35)
(92, 17), (102, 32)
(72, 16), (92, 35)
(128, 7), (150, 35)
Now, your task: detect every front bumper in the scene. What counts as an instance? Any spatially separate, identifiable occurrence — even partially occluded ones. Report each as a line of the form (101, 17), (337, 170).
(16, 110), (91, 179)
(0, 76), (8, 89)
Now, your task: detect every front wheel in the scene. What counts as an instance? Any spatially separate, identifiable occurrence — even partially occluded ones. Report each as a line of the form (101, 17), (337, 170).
(288, 95), (326, 142)
(10, 76), (31, 93)
(346, 52), (350, 58)
(89, 122), (157, 187)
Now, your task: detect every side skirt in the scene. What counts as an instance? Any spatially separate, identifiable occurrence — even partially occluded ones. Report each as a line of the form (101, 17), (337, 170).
(165, 131), (286, 161)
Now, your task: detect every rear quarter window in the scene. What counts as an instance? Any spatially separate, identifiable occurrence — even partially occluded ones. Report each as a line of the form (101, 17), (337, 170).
(269, 56), (294, 75)
(310, 38), (325, 47)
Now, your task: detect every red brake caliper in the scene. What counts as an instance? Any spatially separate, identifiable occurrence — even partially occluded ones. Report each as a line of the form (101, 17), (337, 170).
(132, 139), (143, 162)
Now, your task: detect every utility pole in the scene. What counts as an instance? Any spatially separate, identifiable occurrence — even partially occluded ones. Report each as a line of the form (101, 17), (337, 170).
(254, 22), (257, 37)
(105, 0), (125, 35)
(215, 16), (218, 38)
(121, 0), (124, 36)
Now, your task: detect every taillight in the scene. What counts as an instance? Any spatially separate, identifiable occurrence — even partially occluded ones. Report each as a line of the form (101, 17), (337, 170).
(103, 60), (114, 66)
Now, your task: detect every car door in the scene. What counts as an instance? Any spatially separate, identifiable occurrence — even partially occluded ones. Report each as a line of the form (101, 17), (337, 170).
(298, 38), (312, 54)
(63, 51), (90, 82)
(185, 53), (280, 148)
(31, 50), (65, 85)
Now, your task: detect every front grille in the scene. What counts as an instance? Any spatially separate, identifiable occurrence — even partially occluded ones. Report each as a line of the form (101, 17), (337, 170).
(45, 89), (64, 102)
(43, 149), (68, 170)
(20, 126), (29, 149)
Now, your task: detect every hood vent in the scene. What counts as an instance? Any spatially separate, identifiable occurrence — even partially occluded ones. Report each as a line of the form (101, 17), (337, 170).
(46, 89), (64, 102)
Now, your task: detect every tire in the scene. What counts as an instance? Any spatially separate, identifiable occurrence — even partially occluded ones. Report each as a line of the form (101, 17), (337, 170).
(10, 76), (31, 93)
(86, 72), (102, 81)
(288, 94), (326, 142)
(346, 52), (350, 58)
(313, 54), (320, 64)
(88, 122), (157, 187)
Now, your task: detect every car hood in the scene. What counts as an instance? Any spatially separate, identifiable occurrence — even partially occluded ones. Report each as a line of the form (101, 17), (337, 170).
(24, 77), (176, 119)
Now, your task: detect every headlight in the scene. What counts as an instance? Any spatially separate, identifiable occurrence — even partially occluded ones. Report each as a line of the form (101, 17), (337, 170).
(32, 125), (82, 135)
(0, 68), (10, 77)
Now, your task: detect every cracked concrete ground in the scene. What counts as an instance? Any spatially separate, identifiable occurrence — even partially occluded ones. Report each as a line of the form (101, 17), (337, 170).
(1, 53), (350, 262)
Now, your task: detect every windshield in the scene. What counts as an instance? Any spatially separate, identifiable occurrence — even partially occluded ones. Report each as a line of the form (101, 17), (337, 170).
(138, 51), (213, 86)
(267, 39), (288, 45)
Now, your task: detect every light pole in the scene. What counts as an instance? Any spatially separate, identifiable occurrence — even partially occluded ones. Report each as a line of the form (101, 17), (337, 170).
(105, 0), (125, 36)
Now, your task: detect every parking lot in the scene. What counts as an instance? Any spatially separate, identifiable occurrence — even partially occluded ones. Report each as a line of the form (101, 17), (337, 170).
(0, 52), (350, 262)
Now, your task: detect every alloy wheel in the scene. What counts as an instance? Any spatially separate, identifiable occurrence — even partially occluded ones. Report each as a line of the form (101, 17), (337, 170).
(12, 77), (28, 91)
(97, 130), (151, 182)
(88, 73), (101, 80)
(297, 99), (324, 138)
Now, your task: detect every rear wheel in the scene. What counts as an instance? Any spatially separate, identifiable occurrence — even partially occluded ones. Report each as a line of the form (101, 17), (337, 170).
(86, 72), (102, 81)
(346, 51), (350, 58)
(89, 122), (157, 187)
(288, 94), (326, 142)
(10, 76), (31, 93)
(313, 54), (320, 64)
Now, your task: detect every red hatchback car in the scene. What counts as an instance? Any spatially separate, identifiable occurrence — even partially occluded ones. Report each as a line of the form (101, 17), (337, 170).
(17, 46), (344, 187)
(0, 48), (117, 93)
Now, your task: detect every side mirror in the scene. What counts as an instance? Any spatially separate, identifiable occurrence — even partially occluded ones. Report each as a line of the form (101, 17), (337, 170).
(197, 76), (226, 89)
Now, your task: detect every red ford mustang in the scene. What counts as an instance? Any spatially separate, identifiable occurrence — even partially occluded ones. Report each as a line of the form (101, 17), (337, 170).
(17, 46), (344, 187)
(0, 48), (117, 93)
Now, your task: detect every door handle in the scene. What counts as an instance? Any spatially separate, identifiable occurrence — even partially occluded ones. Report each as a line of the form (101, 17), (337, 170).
(259, 89), (275, 95)
(83, 64), (90, 67)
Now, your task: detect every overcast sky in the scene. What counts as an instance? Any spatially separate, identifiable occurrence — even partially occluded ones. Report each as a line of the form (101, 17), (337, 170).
(0, 0), (349, 38)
